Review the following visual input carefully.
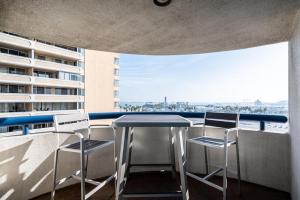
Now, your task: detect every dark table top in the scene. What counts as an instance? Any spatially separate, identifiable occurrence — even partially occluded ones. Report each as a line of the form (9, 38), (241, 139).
(112, 114), (193, 127)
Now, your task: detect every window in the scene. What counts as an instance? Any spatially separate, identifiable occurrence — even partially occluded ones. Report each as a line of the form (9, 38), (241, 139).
(9, 85), (18, 93)
(9, 49), (18, 56)
(7, 103), (25, 112)
(114, 68), (119, 76)
(114, 79), (119, 86)
(45, 87), (51, 94)
(37, 87), (44, 94)
(61, 88), (67, 95)
(18, 86), (25, 93)
(0, 47), (8, 54)
(0, 67), (8, 73)
(114, 90), (119, 98)
(55, 59), (62, 63)
(1, 84), (8, 93)
(18, 51), (28, 57)
(78, 89), (85, 96)
(114, 57), (119, 65)
(33, 70), (55, 78)
(38, 55), (46, 60)
(9, 67), (25, 75)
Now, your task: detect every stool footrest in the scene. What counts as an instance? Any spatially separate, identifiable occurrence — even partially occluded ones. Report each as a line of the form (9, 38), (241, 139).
(122, 191), (182, 198)
(186, 172), (223, 192)
(203, 167), (223, 180)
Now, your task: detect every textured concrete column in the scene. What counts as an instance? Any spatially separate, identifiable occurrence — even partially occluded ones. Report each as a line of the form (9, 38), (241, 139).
(289, 12), (300, 200)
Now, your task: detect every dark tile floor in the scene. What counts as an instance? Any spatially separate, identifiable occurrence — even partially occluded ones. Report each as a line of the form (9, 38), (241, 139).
(33, 172), (290, 200)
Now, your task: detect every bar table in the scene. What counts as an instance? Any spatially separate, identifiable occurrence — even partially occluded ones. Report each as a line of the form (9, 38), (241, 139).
(112, 114), (192, 200)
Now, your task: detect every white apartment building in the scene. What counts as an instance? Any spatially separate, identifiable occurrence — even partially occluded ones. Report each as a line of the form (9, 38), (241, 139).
(0, 32), (119, 133)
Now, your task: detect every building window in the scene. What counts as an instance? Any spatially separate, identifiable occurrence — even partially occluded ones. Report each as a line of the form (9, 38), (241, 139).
(114, 90), (119, 98)
(37, 55), (46, 60)
(0, 47), (8, 54)
(9, 67), (26, 75)
(114, 79), (119, 87)
(0, 84), (8, 93)
(0, 103), (26, 113)
(55, 58), (62, 63)
(0, 47), (28, 57)
(114, 57), (119, 65)
(114, 68), (119, 76)
(33, 102), (77, 111)
(114, 102), (119, 109)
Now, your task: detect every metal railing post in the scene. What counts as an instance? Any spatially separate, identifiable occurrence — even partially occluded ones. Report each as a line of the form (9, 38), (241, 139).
(260, 121), (265, 131)
(23, 124), (29, 135)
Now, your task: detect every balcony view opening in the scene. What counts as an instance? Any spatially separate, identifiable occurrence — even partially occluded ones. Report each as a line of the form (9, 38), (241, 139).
(119, 42), (288, 132)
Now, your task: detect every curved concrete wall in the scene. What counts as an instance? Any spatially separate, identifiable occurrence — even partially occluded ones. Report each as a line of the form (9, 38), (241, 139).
(0, 126), (290, 199)
(289, 10), (300, 200)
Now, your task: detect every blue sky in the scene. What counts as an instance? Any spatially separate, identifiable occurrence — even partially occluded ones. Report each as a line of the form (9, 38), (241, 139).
(119, 42), (288, 103)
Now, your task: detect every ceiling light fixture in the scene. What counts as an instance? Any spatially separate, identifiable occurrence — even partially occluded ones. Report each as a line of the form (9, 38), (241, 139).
(153, 0), (172, 7)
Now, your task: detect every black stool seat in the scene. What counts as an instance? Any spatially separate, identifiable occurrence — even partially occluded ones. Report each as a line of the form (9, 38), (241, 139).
(190, 136), (236, 148)
(65, 140), (111, 151)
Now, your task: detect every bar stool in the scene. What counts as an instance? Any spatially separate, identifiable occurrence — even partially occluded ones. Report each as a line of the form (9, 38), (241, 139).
(186, 112), (241, 200)
(51, 113), (116, 200)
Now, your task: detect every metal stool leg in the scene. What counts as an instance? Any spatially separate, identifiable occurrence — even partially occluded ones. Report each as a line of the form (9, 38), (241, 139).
(223, 133), (228, 200)
(51, 148), (59, 200)
(204, 146), (209, 174)
(236, 138), (241, 195)
(169, 128), (176, 178)
(80, 138), (86, 200)
(125, 128), (134, 178)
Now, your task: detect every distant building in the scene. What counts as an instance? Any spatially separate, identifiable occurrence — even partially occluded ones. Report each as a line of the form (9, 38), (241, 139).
(0, 32), (119, 133)
(254, 99), (263, 106)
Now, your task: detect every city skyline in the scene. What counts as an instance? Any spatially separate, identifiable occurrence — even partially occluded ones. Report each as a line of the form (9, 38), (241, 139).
(119, 42), (288, 103)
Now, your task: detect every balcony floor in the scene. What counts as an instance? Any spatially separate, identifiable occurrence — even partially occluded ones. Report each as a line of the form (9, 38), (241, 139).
(33, 172), (290, 200)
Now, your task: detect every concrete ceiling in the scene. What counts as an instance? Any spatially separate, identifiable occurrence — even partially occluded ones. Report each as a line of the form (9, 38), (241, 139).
(0, 0), (299, 55)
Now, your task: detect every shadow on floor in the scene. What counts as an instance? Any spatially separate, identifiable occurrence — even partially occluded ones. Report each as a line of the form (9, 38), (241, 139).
(32, 172), (290, 200)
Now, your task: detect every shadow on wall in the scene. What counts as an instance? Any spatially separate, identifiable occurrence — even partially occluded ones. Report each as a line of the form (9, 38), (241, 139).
(0, 138), (55, 200)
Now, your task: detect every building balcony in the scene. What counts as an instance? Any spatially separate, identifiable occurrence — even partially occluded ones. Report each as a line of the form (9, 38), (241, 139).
(0, 93), (31, 102)
(34, 59), (83, 74)
(34, 41), (82, 61)
(0, 72), (32, 85)
(0, 32), (32, 49)
(0, 32), (82, 61)
(0, 53), (32, 67)
(31, 94), (84, 102)
(0, 93), (83, 103)
(33, 76), (84, 89)
(0, 109), (84, 118)
(0, 72), (84, 89)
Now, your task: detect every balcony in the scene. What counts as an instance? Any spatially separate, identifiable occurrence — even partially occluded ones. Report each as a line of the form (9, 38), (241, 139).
(0, 93), (31, 102)
(34, 42), (81, 61)
(31, 94), (84, 102)
(33, 77), (84, 89)
(0, 32), (32, 49)
(0, 112), (289, 200)
(34, 59), (83, 74)
(0, 73), (32, 85)
(0, 53), (32, 67)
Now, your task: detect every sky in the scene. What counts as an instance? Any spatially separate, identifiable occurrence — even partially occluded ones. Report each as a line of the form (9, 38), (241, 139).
(119, 42), (288, 103)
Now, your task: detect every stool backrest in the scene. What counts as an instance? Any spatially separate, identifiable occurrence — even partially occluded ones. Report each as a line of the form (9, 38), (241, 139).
(204, 112), (239, 129)
(54, 113), (90, 132)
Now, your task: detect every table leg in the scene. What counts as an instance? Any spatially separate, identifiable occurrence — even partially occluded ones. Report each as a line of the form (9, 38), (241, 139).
(116, 127), (130, 200)
(174, 127), (189, 200)
(125, 127), (134, 179)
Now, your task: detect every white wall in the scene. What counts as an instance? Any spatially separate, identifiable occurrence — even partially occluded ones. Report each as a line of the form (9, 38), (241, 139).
(0, 126), (290, 200)
(289, 11), (300, 200)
